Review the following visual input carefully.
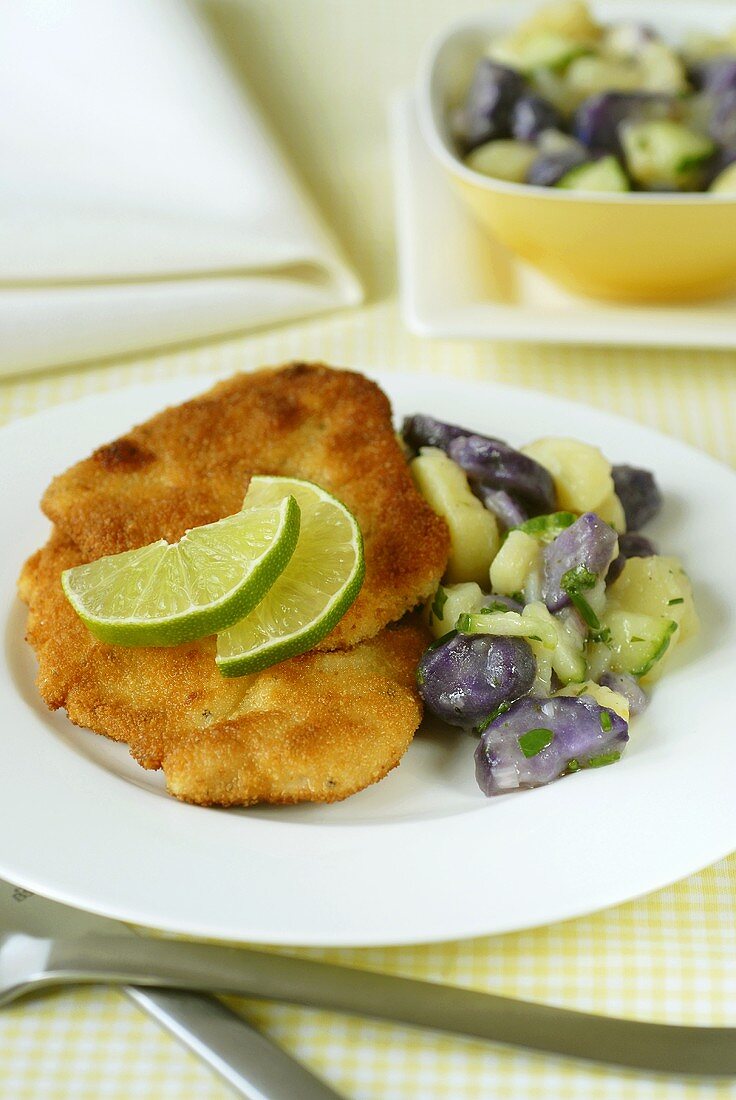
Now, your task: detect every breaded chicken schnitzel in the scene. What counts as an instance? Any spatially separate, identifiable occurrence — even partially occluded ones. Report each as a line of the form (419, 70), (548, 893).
(42, 362), (449, 650)
(20, 533), (429, 806)
(21, 365), (449, 806)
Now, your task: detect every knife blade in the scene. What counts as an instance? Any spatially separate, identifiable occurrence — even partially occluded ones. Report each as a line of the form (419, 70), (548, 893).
(0, 881), (343, 1100)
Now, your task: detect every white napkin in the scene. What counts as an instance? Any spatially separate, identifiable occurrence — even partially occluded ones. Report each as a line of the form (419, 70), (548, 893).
(0, 0), (362, 376)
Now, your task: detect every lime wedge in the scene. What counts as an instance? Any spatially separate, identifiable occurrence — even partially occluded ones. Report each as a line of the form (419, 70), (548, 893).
(61, 497), (300, 647)
(216, 477), (364, 676)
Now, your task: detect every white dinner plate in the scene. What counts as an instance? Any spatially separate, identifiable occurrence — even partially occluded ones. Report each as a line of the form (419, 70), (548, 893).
(2, 372), (734, 945)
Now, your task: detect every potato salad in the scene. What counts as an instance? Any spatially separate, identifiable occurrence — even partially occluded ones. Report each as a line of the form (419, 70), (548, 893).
(403, 415), (698, 797)
(453, 0), (736, 193)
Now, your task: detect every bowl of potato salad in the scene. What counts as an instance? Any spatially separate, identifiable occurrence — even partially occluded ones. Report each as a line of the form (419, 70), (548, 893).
(418, 0), (736, 301)
(403, 414), (698, 799)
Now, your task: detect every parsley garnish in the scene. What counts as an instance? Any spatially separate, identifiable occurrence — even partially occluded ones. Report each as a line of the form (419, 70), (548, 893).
(484, 601), (514, 614)
(560, 565), (600, 630)
(630, 636), (645, 644)
(426, 629), (458, 652)
(668, 597), (684, 606)
(599, 711), (612, 732)
(567, 758), (581, 773)
(475, 699), (513, 734)
(587, 751), (621, 768)
(430, 586), (448, 621)
(590, 626), (612, 645)
(518, 727), (555, 758)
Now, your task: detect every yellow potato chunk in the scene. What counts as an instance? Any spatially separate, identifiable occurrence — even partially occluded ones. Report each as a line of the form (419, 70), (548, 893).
(489, 530), (540, 597)
(410, 448), (499, 586)
(595, 491), (626, 533)
(556, 680), (630, 721)
(517, 0), (601, 43)
(607, 555), (699, 644)
(522, 436), (613, 513)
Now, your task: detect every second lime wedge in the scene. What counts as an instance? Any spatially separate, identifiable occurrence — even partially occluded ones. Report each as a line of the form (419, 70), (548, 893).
(216, 477), (364, 676)
(62, 496), (300, 647)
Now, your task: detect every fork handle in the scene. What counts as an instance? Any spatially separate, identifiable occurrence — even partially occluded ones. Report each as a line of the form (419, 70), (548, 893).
(38, 933), (736, 1076)
(124, 987), (344, 1100)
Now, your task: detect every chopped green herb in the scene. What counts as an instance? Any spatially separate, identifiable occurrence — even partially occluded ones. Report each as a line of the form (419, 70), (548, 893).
(567, 758), (581, 773)
(528, 635), (542, 642)
(416, 668), (425, 687)
(456, 614), (472, 633)
(599, 710), (613, 732)
(630, 636), (644, 644)
(430, 586), (448, 621)
(561, 564), (600, 630)
(475, 699), (513, 733)
(511, 591), (525, 605)
(516, 512), (576, 544)
(586, 751), (621, 768)
(668, 597), (684, 606)
(518, 727), (555, 758)
(426, 629), (458, 652)
(485, 600), (515, 614)
(590, 626), (612, 645)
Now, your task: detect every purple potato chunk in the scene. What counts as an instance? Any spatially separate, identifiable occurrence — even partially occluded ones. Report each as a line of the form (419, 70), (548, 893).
(611, 464), (663, 529)
(456, 59), (527, 153)
(573, 92), (677, 154)
(401, 415), (481, 455)
(607, 531), (658, 584)
(417, 633), (536, 729)
(475, 695), (629, 795)
(526, 148), (589, 186)
(709, 87), (736, 150)
(471, 483), (529, 529)
(599, 672), (649, 717)
(543, 513), (619, 612)
(448, 435), (556, 515)
(511, 94), (562, 141)
(692, 56), (736, 96)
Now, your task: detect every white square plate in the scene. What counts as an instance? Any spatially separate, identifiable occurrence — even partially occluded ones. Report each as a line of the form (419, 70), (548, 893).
(392, 91), (736, 349)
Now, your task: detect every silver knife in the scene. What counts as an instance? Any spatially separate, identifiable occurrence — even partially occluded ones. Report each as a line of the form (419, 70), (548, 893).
(6, 919), (736, 1078)
(0, 880), (342, 1100)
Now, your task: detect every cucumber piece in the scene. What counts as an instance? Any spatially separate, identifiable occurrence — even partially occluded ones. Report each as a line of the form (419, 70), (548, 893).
(459, 607), (558, 649)
(490, 31), (589, 74)
(516, 511), (577, 543)
(603, 610), (677, 679)
(426, 581), (485, 639)
(620, 120), (715, 190)
(710, 163), (736, 194)
(558, 155), (631, 192)
(466, 140), (538, 183)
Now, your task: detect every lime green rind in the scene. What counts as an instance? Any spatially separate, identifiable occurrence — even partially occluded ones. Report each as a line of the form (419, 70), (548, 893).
(216, 548), (365, 677)
(62, 496), (301, 648)
(215, 476), (365, 677)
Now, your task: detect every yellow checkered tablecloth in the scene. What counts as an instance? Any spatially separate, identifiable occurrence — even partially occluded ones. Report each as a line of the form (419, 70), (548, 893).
(3, 0), (736, 1095)
(2, 303), (736, 1100)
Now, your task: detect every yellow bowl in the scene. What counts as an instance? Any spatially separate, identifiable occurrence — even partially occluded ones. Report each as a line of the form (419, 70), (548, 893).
(418, 8), (736, 304)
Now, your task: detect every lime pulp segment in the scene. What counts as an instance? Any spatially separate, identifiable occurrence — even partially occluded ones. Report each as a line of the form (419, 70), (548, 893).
(61, 496), (300, 647)
(216, 476), (365, 676)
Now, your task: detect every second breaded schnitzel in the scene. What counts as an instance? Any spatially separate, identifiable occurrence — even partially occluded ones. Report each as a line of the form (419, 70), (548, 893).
(41, 362), (449, 649)
(20, 533), (429, 806)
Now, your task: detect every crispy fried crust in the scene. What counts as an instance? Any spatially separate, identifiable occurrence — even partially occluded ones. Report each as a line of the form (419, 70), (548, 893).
(20, 534), (429, 806)
(41, 363), (449, 649)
